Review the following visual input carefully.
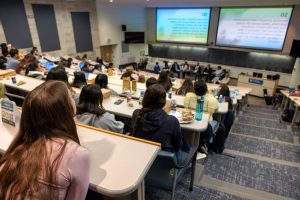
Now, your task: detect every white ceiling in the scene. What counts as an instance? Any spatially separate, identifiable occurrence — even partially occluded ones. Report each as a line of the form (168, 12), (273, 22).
(98, 0), (300, 7)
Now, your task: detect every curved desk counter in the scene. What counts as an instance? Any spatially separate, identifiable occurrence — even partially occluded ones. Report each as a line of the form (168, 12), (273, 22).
(0, 111), (160, 199)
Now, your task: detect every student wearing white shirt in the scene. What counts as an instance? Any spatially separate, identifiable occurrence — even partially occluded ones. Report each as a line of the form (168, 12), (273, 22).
(182, 61), (191, 79)
(214, 66), (223, 79)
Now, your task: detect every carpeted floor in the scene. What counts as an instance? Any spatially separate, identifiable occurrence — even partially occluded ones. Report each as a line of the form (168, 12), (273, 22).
(144, 104), (300, 200)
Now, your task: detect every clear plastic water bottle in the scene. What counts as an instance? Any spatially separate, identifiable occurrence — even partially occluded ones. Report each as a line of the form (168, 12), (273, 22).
(171, 99), (177, 111)
(139, 91), (145, 105)
(195, 96), (204, 121)
(219, 95), (223, 103)
(168, 89), (173, 100)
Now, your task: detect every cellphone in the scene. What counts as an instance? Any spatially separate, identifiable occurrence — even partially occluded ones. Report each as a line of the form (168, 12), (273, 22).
(114, 99), (124, 105)
(11, 77), (17, 84)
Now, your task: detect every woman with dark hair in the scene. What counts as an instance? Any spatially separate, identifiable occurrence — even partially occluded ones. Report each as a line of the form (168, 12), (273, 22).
(0, 43), (9, 57)
(46, 67), (68, 82)
(75, 84), (124, 133)
(132, 84), (188, 163)
(218, 84), (233, 110)
(184, 79), (218, 115)
(95, 74), (118, 95)
(66, 58), (73, 68)
(184, 79), (219, 154)
(72, 72), (87, 88)
(157, 71), (172, 92)
(146, 77), (158, 88)
(176, 78), (194, 96)
(0, 81), (90, 200)
(92, 64), (102, 74)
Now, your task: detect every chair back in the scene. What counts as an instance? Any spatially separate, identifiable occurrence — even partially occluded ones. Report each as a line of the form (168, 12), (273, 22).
(145, 150), (178, 191)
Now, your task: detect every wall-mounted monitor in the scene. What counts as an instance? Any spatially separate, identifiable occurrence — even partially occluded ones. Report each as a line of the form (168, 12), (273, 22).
(125, 32), (145, 43)
(216, 7), (293, 51)
(156, 8), (211, 44)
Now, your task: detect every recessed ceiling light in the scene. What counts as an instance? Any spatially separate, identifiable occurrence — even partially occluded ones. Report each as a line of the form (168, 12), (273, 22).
(109, 0), (113, 2)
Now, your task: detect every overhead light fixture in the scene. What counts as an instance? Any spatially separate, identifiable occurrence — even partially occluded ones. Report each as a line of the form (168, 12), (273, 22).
(109, 0), (113, 2)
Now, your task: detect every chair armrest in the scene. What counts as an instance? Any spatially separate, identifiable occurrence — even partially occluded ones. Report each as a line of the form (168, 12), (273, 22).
(175, 146), (198, 169)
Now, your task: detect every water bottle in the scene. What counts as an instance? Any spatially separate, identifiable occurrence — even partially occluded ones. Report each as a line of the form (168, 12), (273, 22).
(195, 96), (204, 121)
(213, 87), (218, 96)
(219, 95), (223, 103)
(171, 99), (177, 112)
(139, 91), (145, 105)
(168, 89), (173, 100)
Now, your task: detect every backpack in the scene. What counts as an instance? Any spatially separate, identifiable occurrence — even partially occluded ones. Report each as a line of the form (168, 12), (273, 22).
(281, 109), (294, 122)
(212, 122), (227, 153)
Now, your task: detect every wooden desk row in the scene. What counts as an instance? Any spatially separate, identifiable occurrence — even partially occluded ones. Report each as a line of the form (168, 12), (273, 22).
(280, 90), (300, 126)
(0, 107), (160, 199)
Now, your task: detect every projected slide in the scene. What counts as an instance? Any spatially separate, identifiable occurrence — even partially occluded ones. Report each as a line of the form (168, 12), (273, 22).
(216, 7), (293, 50)
(156, 8), (210, 44)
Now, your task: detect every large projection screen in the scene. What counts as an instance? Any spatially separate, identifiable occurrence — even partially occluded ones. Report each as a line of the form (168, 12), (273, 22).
(156, 8), (211, 44)
(216, 7), (293, 50)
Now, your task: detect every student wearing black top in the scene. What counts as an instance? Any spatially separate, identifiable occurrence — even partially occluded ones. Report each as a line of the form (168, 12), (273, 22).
(157, 71), (172, 92)
(146, 77), (158, 88)
(218, 84), (233, 110)
(218, 84), (235, 137)
(0, 43), (9, 57)
(46, 67), (68, 82)
(171, 62), (181, 78)
(132, 84), (188, 163)
(72, 72), (87, 88)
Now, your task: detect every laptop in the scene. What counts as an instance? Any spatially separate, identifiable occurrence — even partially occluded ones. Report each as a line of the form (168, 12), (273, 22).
(79, 62), (85, 69)
(45, 62), (55, 71)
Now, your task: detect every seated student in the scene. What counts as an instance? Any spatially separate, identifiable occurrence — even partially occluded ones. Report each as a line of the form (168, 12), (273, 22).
(171, 62), (181, 78)
(15, 54), (43, 76)
(81, 63), (91, 73)
(182, 61), (191, 79)
(96, 57), (107, 70)
(218, 84), (235, 137)
(153, 62), (161, 74)
(46, 68), (79, 103)
(26, 47), (39, 59)
(176, 77), (194, 96)
(132, 84), (188, 163)
(157, 71), (173, 92)
(72, 72), (87, 88)
(66, 58), (73, 68)
(107, 62), (114, 69)
(0, 81), (90, 200)
(6, 49), (20, 70)
(92, 64), (102, 74)
(162, 62), (170, 72)
(218, 84), (233, 110)
(290, 85), (300, 97)
(214, 66), (223, 79)
(120, 66), (135, 81)
(184, 79), (219, 116)
(46, 67), (68, 82)
(95, 74), (118, 96)
(0, 43), (9, 57)
(75, 84), (124, 133)
(146, 77), (158, 88)
(220, 73), (230, 85)
(184, 80), (219, 153)
(201, 64), (213, 81)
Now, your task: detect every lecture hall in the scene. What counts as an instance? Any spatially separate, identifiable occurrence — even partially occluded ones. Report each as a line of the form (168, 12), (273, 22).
(0, 0), (300, 200)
